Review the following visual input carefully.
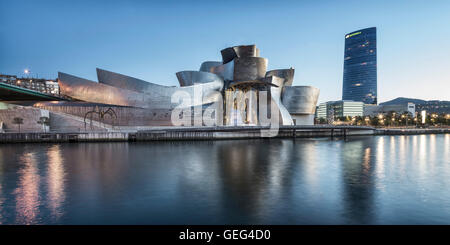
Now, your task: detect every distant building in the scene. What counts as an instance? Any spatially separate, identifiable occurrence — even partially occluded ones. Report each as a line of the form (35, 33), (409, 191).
(364, 102), (416, 116)
(342, 27), (377, 104)
(316, 103), (327, 119)
(316, 100), (364, 119)
(379, 97), (449, 114)
(0, 74), (59, 95)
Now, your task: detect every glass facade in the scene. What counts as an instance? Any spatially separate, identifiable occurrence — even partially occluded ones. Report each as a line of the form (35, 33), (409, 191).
(316, 100), (364, 119)
(342, 27), (377, 104)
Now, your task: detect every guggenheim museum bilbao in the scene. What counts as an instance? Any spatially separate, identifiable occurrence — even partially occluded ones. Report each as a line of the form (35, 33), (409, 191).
(0, 44), (320, 132)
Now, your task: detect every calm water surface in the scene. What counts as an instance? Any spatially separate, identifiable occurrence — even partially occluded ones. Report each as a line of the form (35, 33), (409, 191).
(0, 134), (449, 224)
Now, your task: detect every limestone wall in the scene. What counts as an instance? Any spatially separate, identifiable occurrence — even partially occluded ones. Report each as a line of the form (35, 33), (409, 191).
(49, 111), (107, 132)
(35, 104), (173, 126)
(0, 105), (49, 132)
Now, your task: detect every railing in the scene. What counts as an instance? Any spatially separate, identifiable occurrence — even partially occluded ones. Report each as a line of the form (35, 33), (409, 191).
(0, 126), (110, 133)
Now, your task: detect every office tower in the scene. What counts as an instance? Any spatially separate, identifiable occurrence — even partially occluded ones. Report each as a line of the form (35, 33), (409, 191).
(342, 27), (377, 104)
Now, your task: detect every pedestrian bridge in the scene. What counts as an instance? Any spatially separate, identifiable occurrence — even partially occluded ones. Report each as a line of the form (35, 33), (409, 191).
(0, 82), (67, 101)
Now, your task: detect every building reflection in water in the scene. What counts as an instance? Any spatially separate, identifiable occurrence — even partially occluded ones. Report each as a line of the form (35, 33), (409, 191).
(398, 136), (406, 175)
(0, 134), (448, 224)
(0, 150), (3, 224)
(340, 137), (376, 224)
(208, 139), (323, 224)
(46, 145), (66, 222)
(389, 136), (396, 170)
(418, 134), (428, 177)
(429, 134), (436, 165)
(194, 139), (300, 223)
(376, 136), (385, 182)
(446, 134), (450, 158)
(215, 140), (272, 222)
(14, 152), (40, 224)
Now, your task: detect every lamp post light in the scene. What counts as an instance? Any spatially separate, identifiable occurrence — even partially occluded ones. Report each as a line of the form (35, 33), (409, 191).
(377, 114), (384, 127)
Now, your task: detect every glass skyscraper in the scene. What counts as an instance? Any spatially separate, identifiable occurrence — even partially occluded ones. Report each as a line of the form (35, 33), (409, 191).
(342, 27), (377, 104)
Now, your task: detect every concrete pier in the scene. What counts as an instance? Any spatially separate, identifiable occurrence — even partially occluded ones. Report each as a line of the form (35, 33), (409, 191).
(135, 125), (375, 141)
(0, 126), (448, 143)
(0, 132), (129, 143)
(375, 128), (450, 135)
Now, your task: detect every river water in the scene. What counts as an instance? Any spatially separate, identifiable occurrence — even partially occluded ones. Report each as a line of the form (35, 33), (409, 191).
(0, 134), (449, 224)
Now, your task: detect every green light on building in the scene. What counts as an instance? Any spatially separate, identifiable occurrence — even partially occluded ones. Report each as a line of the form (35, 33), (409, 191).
(345, 31), (362, 39)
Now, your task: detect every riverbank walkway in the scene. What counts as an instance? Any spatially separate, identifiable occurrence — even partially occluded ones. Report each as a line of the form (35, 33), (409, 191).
(0, 125), (448, 143)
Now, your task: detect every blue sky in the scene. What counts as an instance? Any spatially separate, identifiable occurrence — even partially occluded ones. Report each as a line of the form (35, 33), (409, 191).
(1, 0), (449, 103)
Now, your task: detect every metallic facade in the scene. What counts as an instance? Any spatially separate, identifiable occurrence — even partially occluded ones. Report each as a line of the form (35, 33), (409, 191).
(266, 69), (295, 87)
(209, 57), (268, 82)
(220, 45), (259, 64)
(266, 75), (294, 125)
(281, 86), (320, 125)
(176, 71), (224, 87)
(58, 72), (156, 108)
(199, 61), (222, 73)
(51, 44), (320, 126)
(342, 27), (377, 104)
(96, 68), (223, 107)
(282, 86), (320, 115)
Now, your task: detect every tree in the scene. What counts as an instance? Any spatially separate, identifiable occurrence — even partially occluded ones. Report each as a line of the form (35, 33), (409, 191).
(37, 116), (50, 133)
(318, 118), (327, 124)
(12, 117), (24, 133)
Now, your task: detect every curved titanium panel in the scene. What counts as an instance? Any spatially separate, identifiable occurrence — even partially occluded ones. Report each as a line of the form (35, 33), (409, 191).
(176, 71), (224, 87)
(233, 57), (268, 82)
(281, 86), (320, 114)
(262, 76), (293, 126)
(266, 68), (295, 86)
(220, 45), (259, 64)
(58, 72), (156, 108)
(209, 61), (234, 81)
(199, 61), (222, 73)
(220, 47), (237, 64)
(97, 68), (168, 92)
(210, 57), (267, 82)
(96, 68), (223, 107)
(233, 45), (258, 58)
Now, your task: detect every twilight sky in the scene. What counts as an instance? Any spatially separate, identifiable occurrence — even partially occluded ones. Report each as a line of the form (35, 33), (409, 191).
(1, 0), (449, 103)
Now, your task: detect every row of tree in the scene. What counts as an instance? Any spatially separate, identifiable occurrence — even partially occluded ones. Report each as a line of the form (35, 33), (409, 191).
(11, 116), (50, 133)
(316, 111), (450, 127)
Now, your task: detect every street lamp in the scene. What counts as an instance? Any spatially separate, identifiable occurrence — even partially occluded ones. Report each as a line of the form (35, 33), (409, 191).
(24, 69), (30, 78)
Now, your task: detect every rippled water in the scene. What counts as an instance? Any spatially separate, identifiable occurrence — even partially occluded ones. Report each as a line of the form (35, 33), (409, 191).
(0, 134), (449, 224)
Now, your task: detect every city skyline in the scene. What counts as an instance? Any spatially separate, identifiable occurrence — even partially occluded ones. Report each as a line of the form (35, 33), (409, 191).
(1, 0), (450, 103)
